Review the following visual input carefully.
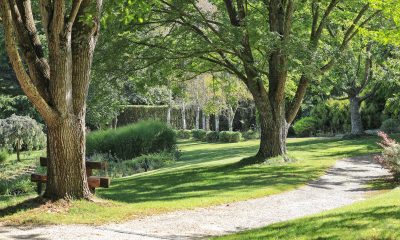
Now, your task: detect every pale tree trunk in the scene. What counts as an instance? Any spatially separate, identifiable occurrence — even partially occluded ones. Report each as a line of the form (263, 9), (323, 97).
(181, 102), (187, 130)
(202, 112), (206, 130)
(195, 105), (200, 130)
(214, 114), (220, 132)
(205, 115), (210, 131)
(349, 96), (364, 135)
(167, 89), (172, 126)
(1, 0), (102, 200)
(227, 107), (235, 131)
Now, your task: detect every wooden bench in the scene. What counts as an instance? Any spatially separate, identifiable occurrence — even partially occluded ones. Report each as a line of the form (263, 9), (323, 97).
(31, 157), (110, 195)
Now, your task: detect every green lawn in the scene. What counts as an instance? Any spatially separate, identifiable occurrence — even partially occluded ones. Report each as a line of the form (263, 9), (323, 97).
(0, 136), (388, 225)
(214, 188), (400, 240)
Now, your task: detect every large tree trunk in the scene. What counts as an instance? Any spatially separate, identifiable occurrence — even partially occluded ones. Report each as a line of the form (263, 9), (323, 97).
(1, 0), (102, 200)
(349, 96), (364, 135)
(255, 101), (287, 160)
(45, 118), (91, 199)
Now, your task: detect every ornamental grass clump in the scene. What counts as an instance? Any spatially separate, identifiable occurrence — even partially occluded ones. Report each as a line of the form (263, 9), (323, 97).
(375, 131), (400, 181)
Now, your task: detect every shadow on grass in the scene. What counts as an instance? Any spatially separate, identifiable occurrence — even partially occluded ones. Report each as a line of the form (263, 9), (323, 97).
(222, 205), (400, 240)
(0, 197), (44, 219)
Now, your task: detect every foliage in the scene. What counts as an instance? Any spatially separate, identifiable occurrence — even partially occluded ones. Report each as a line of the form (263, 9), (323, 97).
(293, 117), (317, 137)
(375, 132), (400, 180)
(309, 99), (351, 134)
(0, 149), (9, 163)
(0, 115), (46, 154)
(218, 131), (242, 143)
(242, 130), (260, 140)
(192, 129), (207, 141)
(205, 131), (219, 143)
(0, 175), (34, 195)
(0, 95), (40, 121)
(90, 151), (178, 178)
(380, 119), (400, 133)
(176, 129), (191, 139)
(86, 120), (176, 160)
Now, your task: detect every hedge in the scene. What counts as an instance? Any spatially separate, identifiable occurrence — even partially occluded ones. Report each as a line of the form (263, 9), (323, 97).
(219, 131), (242, 143)
(86, 120), (176, 160)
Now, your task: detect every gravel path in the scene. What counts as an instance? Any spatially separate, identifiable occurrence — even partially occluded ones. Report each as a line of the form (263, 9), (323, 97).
(0, 155), (389, 240)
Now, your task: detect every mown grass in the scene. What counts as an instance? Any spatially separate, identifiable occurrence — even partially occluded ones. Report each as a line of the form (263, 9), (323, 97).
(0, 136), (389, 225)
(214, 188), (400, 240)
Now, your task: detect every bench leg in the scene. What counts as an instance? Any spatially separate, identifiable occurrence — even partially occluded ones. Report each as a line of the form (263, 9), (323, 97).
(37, 182), (42, 195)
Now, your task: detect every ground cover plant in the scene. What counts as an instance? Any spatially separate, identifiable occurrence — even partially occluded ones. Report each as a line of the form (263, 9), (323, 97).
(0, 135), (389, 225)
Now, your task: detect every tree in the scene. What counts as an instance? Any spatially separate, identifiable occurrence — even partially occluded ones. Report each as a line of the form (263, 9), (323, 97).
(127, 0), (379, 162)
(0, 115), (46, 162)
(0, 0), (102, 199)
(329, 43), (379, 135)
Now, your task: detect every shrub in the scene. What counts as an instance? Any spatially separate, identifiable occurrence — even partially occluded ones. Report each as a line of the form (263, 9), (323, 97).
(375, 131), (400, 181)
(219, 131), (242, 143)
(0, 149), (9, 163)
(0, 115), (46, 159)
(205, 131), (219, 143)
(176, 129), (191, 139)
(293, 117), (317, 137)
(242, 130), (260, 140)
(192, 129), (207, 141)
(86, 120), (176, 160)
(0, 176), (35, 195)
(380, 119), (400, 133)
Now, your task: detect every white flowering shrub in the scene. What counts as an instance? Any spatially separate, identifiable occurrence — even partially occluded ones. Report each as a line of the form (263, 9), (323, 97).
(375, 131), (400, 181)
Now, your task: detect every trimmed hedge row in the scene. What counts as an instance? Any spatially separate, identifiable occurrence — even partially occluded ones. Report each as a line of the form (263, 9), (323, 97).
(87, 121), (176, 160)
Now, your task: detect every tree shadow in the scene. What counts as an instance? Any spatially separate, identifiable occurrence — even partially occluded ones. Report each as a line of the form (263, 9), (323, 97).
(0, 197), (45, 219)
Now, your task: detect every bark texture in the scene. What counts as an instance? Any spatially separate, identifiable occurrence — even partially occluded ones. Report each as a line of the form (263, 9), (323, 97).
(0, 0), (103, 200)
(349, 97), (364, 135)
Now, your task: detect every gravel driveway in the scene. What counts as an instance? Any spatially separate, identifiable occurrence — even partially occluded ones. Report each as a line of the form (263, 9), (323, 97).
(0, 155), (390, 240)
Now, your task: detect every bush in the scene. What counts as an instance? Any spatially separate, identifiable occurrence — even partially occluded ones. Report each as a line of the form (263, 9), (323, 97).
(176, 129), (191, 139)
(293, 117), (317, 137)
(375, 131), (400, 181)
(0, 115), (46, 154)
(86, 120), (176, 160)
(219, 131), (242, 143)
(242, 130), (260, 140)
(0, 149), (9, 163)
(380, 119), (400, 133)
(0, 176), (34, 195)
(205, 131), (219, 143)
(192, 129), (207, 141)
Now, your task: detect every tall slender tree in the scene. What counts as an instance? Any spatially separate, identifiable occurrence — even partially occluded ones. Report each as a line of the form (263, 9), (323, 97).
(0, 0), (103, 199)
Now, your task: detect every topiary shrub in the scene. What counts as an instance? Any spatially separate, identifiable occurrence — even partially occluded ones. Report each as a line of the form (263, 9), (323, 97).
(380, 119), (400, 133)
(176, 129), (191, 139)
(242, 130), (260, 140)
(192, 129), (207, 141)
(0, 149), (9, 163)
(219, 131), (242, 143)
(86, 120), (176, 160)
(293, 117), (317, 137)
(205, 131), (219, 143)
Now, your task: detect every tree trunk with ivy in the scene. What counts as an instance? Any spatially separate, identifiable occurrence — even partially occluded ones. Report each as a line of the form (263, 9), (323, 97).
(0, 0), (103, 200)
